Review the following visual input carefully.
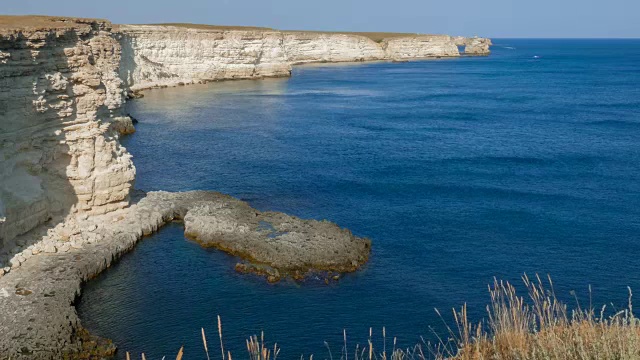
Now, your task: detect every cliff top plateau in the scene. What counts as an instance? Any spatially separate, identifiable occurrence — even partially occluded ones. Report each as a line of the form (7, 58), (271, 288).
(0, 15), (112, 35)
(0, 15), (454, 42)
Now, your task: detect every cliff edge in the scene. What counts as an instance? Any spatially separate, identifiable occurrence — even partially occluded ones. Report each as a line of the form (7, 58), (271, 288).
(119, 24), (489, 91)
(0, 16), (135, 263)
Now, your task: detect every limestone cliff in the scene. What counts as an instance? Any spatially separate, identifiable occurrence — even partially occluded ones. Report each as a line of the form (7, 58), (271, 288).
(119, 25), (484, 91)
(118, 25), (292, 91)
(382, 35), (460, 59)
(0, 17), (135, 255)
(282, 32), (386, 64)
(0, 15), (491, 359)
(454, 35), (492, 55)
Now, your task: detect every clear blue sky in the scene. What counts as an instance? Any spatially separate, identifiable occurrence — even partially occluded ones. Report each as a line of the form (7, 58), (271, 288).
(5, 0), (639, 38)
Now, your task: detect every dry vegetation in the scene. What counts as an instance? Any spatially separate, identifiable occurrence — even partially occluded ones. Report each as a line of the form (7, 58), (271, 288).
(282, 31), (430, 43)
(123, 275), (640, 360)
(0, 15), (106, 32)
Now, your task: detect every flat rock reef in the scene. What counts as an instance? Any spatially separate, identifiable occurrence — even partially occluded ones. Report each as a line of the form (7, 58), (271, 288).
(184, 195), (370, 282)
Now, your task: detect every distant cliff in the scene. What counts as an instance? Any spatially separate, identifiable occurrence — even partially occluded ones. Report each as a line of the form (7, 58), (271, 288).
(118, 25), (489, 91)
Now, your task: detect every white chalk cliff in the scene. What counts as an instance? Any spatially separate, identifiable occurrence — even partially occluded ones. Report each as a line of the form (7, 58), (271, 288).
(118, 25), (292, 91)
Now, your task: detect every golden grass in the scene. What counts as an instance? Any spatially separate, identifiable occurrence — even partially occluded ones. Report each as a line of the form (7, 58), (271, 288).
(123, 275), (640, 360)
(0, 15), (107, 32)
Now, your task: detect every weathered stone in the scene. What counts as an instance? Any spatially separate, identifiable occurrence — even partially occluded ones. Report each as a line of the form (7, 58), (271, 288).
(0, 17), (136, 252)
(43, 243), (57, 253)
(58, 243), (71, 253)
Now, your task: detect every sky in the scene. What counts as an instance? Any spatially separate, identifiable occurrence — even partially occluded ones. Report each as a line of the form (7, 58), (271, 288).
(4, 0), (639, 38)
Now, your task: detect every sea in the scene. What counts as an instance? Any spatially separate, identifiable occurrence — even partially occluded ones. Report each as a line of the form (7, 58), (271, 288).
(78, 39), (640, 359)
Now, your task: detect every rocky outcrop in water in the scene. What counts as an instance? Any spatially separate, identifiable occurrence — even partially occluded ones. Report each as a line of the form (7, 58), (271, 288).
(0, 190), (370, 358)
(119, 25), (485, 91)
(184, 195), (370, 282)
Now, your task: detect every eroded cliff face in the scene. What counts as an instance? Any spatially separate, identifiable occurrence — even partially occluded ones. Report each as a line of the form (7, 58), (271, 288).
(385, 35), (460, 59)
(119, 25), (292, 91)
(0, 19), (490, 255)
(0, 17), (135, 254)
(119, 25), (484, 91)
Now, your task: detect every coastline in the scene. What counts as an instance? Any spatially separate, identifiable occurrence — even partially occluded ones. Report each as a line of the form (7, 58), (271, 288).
(0, 15), (490, 358)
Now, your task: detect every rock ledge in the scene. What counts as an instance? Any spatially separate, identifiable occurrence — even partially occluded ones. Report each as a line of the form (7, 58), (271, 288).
(0, 191), (370, 359)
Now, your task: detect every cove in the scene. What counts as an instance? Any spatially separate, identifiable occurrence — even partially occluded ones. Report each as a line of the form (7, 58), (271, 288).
(78, 39), (640, 359)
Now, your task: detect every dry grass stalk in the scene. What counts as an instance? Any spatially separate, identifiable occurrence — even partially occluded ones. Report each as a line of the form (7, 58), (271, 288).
(218, 315), (225, 360)
(202, 327), (210, 360)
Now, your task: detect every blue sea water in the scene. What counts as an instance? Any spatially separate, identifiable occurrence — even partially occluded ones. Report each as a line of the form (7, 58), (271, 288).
(78, 40), (640, 359)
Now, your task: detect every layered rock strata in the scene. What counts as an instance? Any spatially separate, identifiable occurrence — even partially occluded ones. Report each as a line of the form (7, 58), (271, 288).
(0, 17), (135, 260)
(184, 195), (370, 282)
(0, 15), (490, 359)
(0, 190), (370, 358)
(119, 25), (486, 91)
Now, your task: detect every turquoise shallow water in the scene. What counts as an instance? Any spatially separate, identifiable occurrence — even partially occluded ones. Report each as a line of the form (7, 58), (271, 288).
(78, 40), (640, 359)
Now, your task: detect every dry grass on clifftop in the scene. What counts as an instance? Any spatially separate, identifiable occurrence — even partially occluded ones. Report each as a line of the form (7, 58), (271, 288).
(0, 15), (107, 33)
(122, 275), (640, 360)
